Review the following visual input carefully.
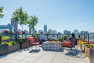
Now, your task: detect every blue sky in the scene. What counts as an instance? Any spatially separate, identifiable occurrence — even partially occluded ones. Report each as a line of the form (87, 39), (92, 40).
(0, 0), (94, 33)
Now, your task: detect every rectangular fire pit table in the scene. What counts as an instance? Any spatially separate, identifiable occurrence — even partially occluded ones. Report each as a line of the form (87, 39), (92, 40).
(42, 41), (62, 51)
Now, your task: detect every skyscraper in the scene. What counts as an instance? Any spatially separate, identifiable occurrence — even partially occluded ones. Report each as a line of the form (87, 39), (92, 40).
(11, 18), (18, 33)
(44, 25), (47, 33)
(64, 30), (68, 35)
(74, 29), (79, 37)
(29, 24), (31, 34)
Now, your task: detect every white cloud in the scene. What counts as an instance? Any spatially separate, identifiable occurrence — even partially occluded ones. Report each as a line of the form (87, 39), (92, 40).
(78, 23), (87, 26)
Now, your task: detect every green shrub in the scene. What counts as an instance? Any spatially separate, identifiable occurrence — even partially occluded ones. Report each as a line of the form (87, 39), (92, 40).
(2, 36), (10, 41)
(11, 41), (17, 45)
(61, 35), (68, 40)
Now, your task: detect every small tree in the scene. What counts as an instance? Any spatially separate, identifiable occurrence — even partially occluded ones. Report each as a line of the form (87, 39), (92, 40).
(26, 15), (38, 34)
(12, 7), (29, 32)
(0, 7), (4, 18)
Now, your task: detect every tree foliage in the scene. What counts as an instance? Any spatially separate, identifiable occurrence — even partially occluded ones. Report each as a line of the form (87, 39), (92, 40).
(0, 7), (4, 18)
(26, 15), (38, 34)
(12, 7), (29, 31)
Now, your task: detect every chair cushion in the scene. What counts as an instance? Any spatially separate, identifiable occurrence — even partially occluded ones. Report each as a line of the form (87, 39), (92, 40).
(28, 37), (35, 44)
(62, 41), (72, 47)
(31, 42), (39, 45)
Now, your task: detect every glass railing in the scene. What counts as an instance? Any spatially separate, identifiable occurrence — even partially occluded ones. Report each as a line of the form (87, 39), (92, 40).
(1, 33), (94, 42)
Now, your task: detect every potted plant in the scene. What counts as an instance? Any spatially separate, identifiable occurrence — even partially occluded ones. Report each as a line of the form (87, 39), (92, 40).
(18, 38), (30, 49)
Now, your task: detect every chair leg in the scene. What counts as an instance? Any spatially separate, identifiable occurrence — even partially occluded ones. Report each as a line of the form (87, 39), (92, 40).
(71, 48), (74, 55)
(36, 45), (37, 50)
(31, 45), (33, 50)
(39, 45), (40, 50)
(75, 46), (77, 53)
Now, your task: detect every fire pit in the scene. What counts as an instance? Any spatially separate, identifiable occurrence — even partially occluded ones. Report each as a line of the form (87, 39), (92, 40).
(42, 41), (61, 51)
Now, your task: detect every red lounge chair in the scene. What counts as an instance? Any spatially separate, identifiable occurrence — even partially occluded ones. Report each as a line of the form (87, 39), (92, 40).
(62, 38), (77, 53)
(28, 37), (40, 50)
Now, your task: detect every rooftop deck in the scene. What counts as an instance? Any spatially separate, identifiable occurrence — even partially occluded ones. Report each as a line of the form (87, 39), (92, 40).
(0, 45), (90, 63)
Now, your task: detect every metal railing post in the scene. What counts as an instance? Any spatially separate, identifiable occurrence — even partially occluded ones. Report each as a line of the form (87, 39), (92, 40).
(88, 34), (89, 42)
(57, 34), (58, 39)
(84, 34), (85, 40)
(47, 34), (48, 40)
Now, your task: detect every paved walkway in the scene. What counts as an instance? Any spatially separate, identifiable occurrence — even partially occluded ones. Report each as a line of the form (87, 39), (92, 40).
(0, 45), (90, 63)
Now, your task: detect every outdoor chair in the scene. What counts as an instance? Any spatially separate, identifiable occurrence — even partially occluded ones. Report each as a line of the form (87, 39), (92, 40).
(62, 38), (77, 53)
(28, 37), (40, 50)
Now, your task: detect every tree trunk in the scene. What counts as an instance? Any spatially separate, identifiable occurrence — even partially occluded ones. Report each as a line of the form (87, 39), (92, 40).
(33, 26), (34, 34)
(29, 24), (31, 34)
(32, 26), (34, 37)
(21, 25), (23, 38)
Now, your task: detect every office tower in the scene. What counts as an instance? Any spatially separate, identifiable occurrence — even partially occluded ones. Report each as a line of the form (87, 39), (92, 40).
(44, 25), (47, 33)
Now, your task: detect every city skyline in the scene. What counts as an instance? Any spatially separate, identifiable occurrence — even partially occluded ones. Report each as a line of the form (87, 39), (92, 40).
(0, 0), (94, 32)
(0, 22), (91, 34)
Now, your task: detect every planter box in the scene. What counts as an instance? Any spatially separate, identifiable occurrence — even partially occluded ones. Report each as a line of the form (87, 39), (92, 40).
(82, 45), (85, 53)
(0, 44), (8, 55)
(20, 42), (30, 49)
(90, 48), (94, 63)
(8, 44), (20, 53)
(77, 41), (82, 50)
(0, 44), (20, 56)
(85, 46), (90, 58)
(77, 41), (80, 47)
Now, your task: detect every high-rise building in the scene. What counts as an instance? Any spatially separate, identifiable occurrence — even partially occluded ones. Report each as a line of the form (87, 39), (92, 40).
(34, 29), (37, 34)
(48, 29), (51, 34)
(64, 30), (71, 35)
(67, 31), (71, 35)
(11, 18), (18, 33)
(44, 25), (47, 33)
(48, 29), (57, 39)
(64, 30), (68, 35)
(74, 29), (79, 37)
(0, 24), (12, 33)
(80, 31), (89, 34)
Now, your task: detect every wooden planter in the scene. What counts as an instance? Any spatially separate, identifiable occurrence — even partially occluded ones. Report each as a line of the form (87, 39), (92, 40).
(0, 44), (8, 55)
(90, 48), (94, 63)
(20, 42), (30, 49)
(0, 44), (20, 55)
(77, 41), (82, 50)
(77, 41), (80, 47)
(85, 46), (90, 58)
(8, 44), (20, 53)
(82, 45), (85, 53)
(79, 43), (82, 50)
